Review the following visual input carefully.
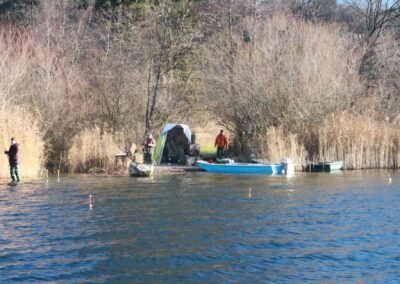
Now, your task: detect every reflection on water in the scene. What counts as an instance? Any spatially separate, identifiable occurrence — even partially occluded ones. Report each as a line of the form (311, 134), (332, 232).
(0, 171), (400, 282)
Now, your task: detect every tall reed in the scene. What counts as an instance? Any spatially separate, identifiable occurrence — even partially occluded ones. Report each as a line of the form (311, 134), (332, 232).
(68, 128), (122, 172)
(318, 113), (400, 169)
(0, 106), (44, 178)
(260, 126), (307, 171)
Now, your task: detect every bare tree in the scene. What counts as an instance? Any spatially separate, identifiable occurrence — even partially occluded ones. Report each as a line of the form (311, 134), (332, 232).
(11, 1), (97, 169)
(291, 0), (337, 22)
(144, 0), (202, 134)
(347, 0), (400, 78)
(0, 27), (31, 106)
(83, 8), (147, 140)
(199, 13), (360, 156)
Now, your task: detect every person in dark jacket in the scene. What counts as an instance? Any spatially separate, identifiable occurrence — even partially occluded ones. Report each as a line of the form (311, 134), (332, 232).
(4, 137), (20, 184)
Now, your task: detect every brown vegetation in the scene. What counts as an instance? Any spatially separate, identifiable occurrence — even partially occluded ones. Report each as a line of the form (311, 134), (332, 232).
(260, 127), (307, 171)
(1, 0), (400, 173)
(318, 113), (400, 170)
(199, 13), (361, 156)
(0, 106), (43, 178)
(68, 128), (121, 173)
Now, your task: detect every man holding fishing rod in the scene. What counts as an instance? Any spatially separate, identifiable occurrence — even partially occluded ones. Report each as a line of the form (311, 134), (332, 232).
(143, 133), (156, 164)
(4, 137), (20, 185)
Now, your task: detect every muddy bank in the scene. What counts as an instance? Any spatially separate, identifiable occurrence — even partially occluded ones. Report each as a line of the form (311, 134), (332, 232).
(154, 166), (202, 174)
(86, 165), (203, 176)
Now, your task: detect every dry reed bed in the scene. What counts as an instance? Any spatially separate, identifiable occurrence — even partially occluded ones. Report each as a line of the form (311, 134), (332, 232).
(319, 114), (400, 170)
(260, 127), (307, 171)
(0, 106), (43, 178)
(260, 114), (400, 170)
(68, 128), (122, 173)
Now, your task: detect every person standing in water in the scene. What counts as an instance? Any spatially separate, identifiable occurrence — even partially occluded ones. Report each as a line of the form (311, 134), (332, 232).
(4, 137), (20, 184)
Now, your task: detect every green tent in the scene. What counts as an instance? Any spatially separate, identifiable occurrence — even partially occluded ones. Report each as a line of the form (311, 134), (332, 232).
(153, 124), (192, 165)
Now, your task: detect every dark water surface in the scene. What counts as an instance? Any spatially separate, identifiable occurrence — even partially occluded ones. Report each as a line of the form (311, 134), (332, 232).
(0, 171), (400, 283)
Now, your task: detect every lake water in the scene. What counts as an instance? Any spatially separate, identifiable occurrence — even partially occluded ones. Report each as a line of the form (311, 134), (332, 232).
(0, 171), (399, 283)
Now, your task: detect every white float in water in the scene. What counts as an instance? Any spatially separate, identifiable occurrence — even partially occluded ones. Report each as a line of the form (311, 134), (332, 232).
(89, 195), (93, 210)
(282, 157), (295, 175)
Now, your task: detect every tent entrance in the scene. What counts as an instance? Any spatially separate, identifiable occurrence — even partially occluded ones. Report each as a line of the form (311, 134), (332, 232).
(160, 126), (190, 165)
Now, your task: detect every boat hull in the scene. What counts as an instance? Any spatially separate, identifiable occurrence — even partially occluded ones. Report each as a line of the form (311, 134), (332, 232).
(197, 161), (283, 174)
(129, 163), (154, 177)
(304, 161), (343, 172)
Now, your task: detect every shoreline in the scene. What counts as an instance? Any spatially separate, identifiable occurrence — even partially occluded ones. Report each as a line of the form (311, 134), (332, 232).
(3, 166), (395, 180)
(154, 165), (203, 174)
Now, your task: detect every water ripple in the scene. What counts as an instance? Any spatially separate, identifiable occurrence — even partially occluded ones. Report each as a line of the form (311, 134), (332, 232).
(0, 171), (400, 282)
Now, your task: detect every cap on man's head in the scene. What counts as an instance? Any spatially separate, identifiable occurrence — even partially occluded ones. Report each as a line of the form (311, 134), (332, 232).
(11, 137), (15, 141)
(220, 129), (224, 133)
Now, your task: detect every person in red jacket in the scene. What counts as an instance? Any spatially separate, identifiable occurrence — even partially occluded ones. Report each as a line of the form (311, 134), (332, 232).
(214, 129), (228, 159)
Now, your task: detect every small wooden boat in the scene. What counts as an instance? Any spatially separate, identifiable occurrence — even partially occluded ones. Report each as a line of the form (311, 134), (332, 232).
(304, 161), (343, 172)
(129, 163), (154, 177)
(197, 160), (284, 174)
